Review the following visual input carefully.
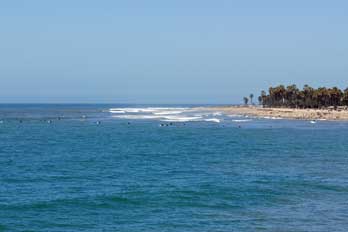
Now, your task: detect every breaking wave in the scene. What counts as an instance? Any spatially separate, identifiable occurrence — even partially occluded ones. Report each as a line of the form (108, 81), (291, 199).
(109, 107), (290, 124)
(109, 107), (224, 123)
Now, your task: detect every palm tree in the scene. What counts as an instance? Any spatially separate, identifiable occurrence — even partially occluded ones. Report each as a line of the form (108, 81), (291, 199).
(270, 85), (286, 107)
(315, 87), (328, 108)
(249, 94), (254, 105)
(330, 87), (343, 109)
(258, 96), (262, 105)
(243, 97), (249, 105)
(268, 87), (275, 106)
(285, 84), (299, 108)
(260, 90), (268, 107)
(303, 85), (315, 108)
(342, 88), (348, 106)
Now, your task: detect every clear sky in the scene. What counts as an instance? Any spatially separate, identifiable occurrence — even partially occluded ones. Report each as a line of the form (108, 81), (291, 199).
(0, 0), (347, 104)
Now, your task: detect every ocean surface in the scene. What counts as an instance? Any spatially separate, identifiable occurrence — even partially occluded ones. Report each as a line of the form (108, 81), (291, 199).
(1, 104), (348, 232)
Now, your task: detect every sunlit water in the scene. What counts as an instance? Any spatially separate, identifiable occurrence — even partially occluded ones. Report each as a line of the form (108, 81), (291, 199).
(1, 104), (348, 232)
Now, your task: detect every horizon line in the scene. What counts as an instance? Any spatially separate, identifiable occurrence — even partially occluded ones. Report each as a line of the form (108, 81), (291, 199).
(0, 102), (239, 105)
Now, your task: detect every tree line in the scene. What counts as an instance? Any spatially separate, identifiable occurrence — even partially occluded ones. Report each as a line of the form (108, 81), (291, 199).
(245, 85), (348, 109)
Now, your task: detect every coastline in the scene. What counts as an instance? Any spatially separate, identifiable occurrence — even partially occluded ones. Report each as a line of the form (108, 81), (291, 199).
(200, 106), (348, 121)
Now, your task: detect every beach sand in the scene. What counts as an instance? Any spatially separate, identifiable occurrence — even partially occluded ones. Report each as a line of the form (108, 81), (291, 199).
(200, 106), (348, 121)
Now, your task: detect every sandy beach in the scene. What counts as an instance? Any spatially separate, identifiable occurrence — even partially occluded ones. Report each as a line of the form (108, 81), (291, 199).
(201, 106), (348, 121)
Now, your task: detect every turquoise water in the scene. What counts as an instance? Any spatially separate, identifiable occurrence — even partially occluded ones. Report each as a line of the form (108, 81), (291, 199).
(1, 104), (348, 231)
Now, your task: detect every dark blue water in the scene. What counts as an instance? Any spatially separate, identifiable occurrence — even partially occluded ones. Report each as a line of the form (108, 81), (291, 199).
(1, 105), (348, 232)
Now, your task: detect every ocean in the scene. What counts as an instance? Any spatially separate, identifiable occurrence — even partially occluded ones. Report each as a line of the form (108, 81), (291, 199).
(1, 104), (348, 232)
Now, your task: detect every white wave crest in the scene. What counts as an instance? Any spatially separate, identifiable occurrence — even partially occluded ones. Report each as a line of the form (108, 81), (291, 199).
(109, 107), (189, 114)
(263, 116), (283, 120)
(226, 114), (243, 118)
(212, 112), (222, 116)
(204, 118), (221, 123)
(109, 107), (227, 123)
(153, 111), (184, 115)
(109, 110), (126, 114)
(112, 115), (165, 120)
(232, 119), (252, 122)
(161, 116), (203, 122)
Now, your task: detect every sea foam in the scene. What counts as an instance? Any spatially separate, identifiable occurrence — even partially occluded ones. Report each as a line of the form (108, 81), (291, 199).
(109, 107), (222, 123)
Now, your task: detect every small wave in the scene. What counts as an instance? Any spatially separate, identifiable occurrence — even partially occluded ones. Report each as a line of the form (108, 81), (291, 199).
(109, 107), (188, 114)
(232, 119), (252, 122)
(109, 110), (126, 114)
(112, 115), (165, 120)
(109, 108), (154, 113)
(161, 116), (203, 122)
(212, 112), (222, 116)
(263, 116), (283, 120)
(204, 118), (221, 123)
(153, 111), (184, 115)
(195, 112), (222, 117)
(226, 114), (243, 118)
(112, 114), (203, 122)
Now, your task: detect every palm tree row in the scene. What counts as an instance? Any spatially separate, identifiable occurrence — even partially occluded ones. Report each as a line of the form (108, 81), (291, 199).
(243, 94), (255, 105)
(257, 85), (348, 109)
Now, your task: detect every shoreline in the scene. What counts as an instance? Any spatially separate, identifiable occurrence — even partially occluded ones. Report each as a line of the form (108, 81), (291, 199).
(200, 106), (348, 121)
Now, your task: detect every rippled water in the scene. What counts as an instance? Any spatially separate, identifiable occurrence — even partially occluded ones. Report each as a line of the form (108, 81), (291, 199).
(1, 104), (348, 231)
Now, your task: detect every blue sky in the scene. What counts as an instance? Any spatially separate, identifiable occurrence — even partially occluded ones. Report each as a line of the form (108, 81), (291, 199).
(0, 0), (347, 104)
